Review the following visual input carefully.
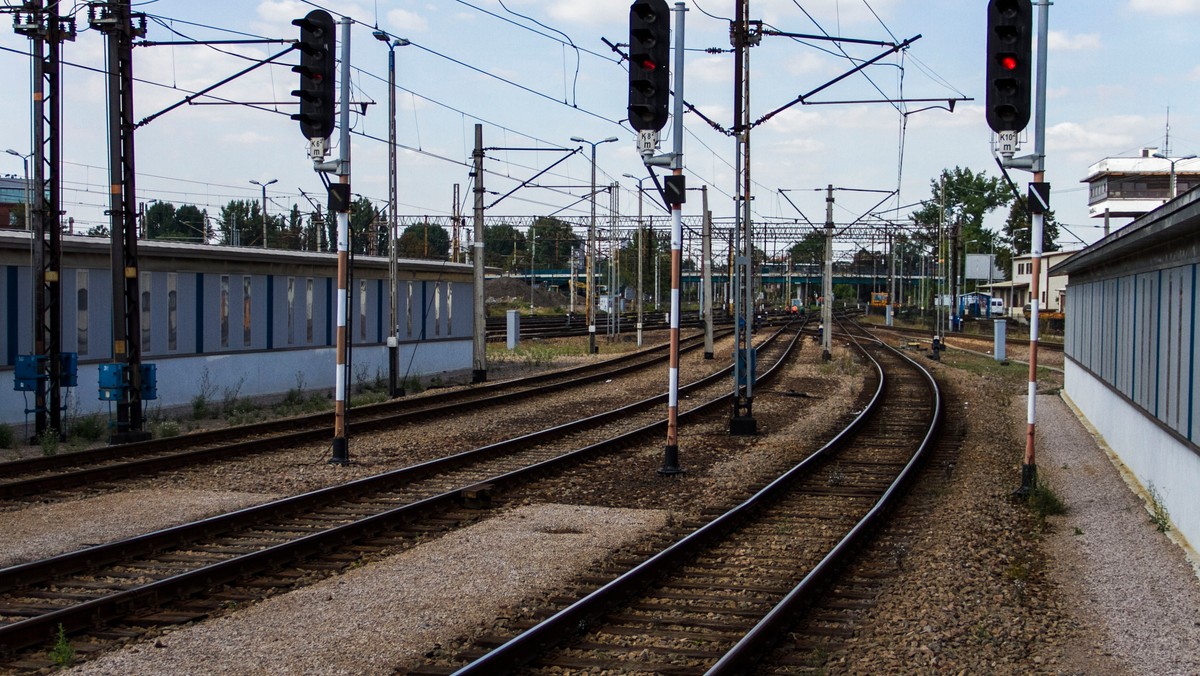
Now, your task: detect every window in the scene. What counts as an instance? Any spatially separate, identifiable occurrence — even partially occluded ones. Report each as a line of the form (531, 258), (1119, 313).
(77, 270), (88, 356)
(287, 277), (295, 345)
(220, 275), (230, 348)
(434, 283), (441, 337)
(359, 280), (367, 342)
(447, 283), (453, 335)
(167, 273), (177, 351)
(406, 281), (413, 337)
(141, 272), (151, 352)
(243, 276), (252, 347)
(305, 278), (314, 343)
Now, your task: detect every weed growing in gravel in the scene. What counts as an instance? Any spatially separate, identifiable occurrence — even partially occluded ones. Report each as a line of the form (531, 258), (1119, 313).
(1073, 526), (1084, 536)
(69, 414), (107, 443)
(38, 428), (60, 456)
(0, 422), (13, 449)
(973, 624), (993, 643)
(1027, 479), (1066, 523)
(49, 624), (74, 667)
(1147, 483), (1171, 533)
(192, 367), (219, 419)
(154, 421), (181, 438)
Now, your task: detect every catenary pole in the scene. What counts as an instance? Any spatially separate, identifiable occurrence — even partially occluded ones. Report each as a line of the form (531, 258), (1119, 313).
(822, 185), (833, 361)
(702, 185), (714, 359)
(472, 124), (487, 382)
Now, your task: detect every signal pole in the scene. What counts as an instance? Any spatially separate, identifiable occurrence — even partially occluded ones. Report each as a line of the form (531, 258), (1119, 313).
(729, 0), (759, 434)
(472, 124), (487, 383)
(330, 16), (352, 464)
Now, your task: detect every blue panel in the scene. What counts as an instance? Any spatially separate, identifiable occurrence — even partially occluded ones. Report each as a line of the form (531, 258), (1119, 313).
(5, 266), (16, 367)
(14, 354), (44, 391)
(59, 352), (78, 388)
(266, 275), (274, 349)
(98, 363), (127, 401)
(140, 363), (157, 400)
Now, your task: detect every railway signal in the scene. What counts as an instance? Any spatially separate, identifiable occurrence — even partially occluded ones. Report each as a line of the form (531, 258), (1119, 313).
(292, 9), (337, 140)
(628, 0), (671, 132)
(985, 0), (1032, 133)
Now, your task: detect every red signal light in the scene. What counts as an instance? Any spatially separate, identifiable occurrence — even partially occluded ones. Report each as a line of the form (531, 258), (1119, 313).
(641, 59), (657, 71)
(1001, 55), (1018, 70)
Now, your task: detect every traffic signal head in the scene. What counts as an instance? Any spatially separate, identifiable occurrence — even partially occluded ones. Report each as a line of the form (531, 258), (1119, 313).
(291, 10), (337, 140)
(628, 0), (670, 132)
(985, 0), (1032, 133)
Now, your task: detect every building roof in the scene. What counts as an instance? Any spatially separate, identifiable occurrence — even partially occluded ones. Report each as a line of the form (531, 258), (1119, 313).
(1051, 184), (1200, 277)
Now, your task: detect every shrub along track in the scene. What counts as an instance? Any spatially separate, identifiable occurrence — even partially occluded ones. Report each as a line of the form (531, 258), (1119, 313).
(0, 323), (806, 670)
(0, 330), (734, 503)
(410, 320), (942, 675)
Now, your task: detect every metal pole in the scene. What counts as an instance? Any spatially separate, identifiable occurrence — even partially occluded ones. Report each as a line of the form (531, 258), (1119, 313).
(702, 185), (714, 359)
(660, 0), (686, 475)
(822, 185), (833, 361)
(1020, 0), (1051, 496)
(588, 144), (597, 353)
(383, 38), (400, 397)
(624, 175), (645, 347)
(472, 124), (487, 382)
(330, 17), (352, 464)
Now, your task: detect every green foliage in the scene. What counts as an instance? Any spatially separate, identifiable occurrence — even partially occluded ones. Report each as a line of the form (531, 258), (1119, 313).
(398, 222), (451, 260)
(145, 201), (210, 242)
(529, 216), (581, 270)
(69, 414), (108, 443)
(1027, 479), (1066, 522)
(50, 624), (75, 667)
(910, 167), (1014, 266)
(192, 368), (218, 420)
(154, 421), (181, 438)
(484, 222), (527, 270)
(38, 428), (60, 456)
(1004, 200), (1061, 256)
(1147, 483), (1171, 533)
(0, 423), (13, 449)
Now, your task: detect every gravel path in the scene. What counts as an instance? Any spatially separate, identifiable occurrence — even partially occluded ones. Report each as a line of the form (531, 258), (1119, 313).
(1036, 393), (1200, 675)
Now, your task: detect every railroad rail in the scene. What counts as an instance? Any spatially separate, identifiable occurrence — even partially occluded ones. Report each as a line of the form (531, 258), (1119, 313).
(438, 318), (941, 675)
(0, 329), (730, 501)
(0, 321), (808, 663)
(864, 321), (1064, 352)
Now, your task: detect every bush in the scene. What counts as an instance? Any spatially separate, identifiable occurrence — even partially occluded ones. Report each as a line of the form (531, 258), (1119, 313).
(0, 423), (14, 449)
(69, 414), (107, 443)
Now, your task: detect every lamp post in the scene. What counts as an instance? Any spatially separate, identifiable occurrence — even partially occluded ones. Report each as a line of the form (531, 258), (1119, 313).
(249, 178), (277, 248)
(1152, 152), (1198, 200)
(570, 135), (617, 355)
(623, 173), (647, 347)
(5, 149), (32, 231)
(373, 30), (410, 398)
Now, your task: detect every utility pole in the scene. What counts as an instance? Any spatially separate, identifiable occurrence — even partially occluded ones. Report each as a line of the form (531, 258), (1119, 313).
(249, 178), (276, 248)
(472, 124), (487, 382)
(93, 1), (149, 443)
(452, 183), (461, 263)
(572, 136), (618, 354)
(623, 173), (646, 347)
(373, 30), (408, 398)
(14, 1), (74, 440)
(822, 185), (834, 361)
(730, 0), (759, 434)
(702, 185), (714, 359)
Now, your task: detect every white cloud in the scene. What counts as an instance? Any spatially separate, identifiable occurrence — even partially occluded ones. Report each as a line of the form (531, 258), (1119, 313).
(386, 9), (429, 33)
(1048, 31), (1101, 51)
(1127, 0), (1200, 15)
(543, 1), (628, 25)
(688, 56), (732, 85)
(1190, 65), (1200, 81)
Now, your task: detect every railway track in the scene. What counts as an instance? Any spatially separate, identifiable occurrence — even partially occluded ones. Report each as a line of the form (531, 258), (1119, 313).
(429, 318), (941, 675)
(0, 322), (808, 666)
(864, 321), (1064, 352)
(0, 330), (730, 502)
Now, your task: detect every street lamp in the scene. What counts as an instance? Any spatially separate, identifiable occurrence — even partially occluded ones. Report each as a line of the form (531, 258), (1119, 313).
(623, 173), (648, 347)
(571, 135), (618, 355)
(373, 29), (411, 398)
(1152, 152), (1198, 200)
(5, 149), (32, 231)
(249, 178), (277, 248)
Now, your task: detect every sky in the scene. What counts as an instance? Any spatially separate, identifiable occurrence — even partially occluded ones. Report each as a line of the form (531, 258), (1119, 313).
(1, 0), (1197, 255)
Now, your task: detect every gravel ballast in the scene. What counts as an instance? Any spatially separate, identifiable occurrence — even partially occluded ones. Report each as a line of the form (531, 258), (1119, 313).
(65, 503), (670, 675)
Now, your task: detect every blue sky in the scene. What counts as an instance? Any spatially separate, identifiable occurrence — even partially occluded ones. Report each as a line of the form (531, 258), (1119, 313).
(1, 0), (1197, 251)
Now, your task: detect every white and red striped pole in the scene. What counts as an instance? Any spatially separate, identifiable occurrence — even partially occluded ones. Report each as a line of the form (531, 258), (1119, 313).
(659, 1), (686, 475)
(330, 16), (352, 464)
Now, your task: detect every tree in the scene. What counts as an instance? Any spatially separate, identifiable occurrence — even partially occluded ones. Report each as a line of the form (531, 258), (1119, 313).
(218, 200), (259, 246)
(348, 196), (379, 254)
(398, 222), (450, 260)
(910, 167), (1014, 256)
(1003, 201), (1060, 257)
(483, 223), (526, 270)
(528, 217), (580, 270)
(175, 204), (210, 243)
